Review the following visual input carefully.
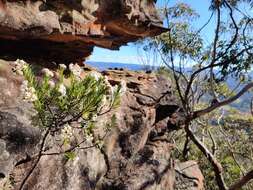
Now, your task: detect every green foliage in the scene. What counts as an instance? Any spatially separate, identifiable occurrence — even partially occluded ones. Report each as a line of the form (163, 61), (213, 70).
(143, 3), (203, 60)
(85, 122), (96, 136)
(22, 64), (120, 130)
(171, 111), (253, 189)
(221, 156), (241, 184)
(64, 151), (76, 161)
(218, 46), (253, 81)
(105, 114), (117, 131)
(20, 63), (122, 160)
(111, 85), (121, 109)
(158, 23), (203, 59)
(210, 0), (253, 9)
(146, 1), (253, 189)
(166, 3), (199, 19)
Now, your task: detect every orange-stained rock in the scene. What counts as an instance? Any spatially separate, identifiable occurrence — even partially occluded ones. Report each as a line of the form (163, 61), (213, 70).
(0, 0), (166, 63)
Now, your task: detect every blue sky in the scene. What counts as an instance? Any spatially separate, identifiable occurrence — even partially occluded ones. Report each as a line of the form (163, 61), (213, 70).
(87, 0), (219, 64)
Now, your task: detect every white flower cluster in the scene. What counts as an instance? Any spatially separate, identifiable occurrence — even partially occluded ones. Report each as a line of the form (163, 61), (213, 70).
(58, 83), (66, 96)
(103, 76), (127, 96)
(41, 68), (54, 78)
(89, 71), (102, 81)
(98, 77), (127, 111)
(13, 59), (28, 75)
(85, 132), (94, 143)
(69, 63), (82, 78)
(59, 64), (67, 70)
(110, 81), (127, 96)
(61, 124), (73, 140)
(20, 80), (38, 102)
(48, 80), (55, 88)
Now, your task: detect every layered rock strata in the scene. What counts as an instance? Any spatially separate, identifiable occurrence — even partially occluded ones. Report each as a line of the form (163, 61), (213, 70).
(0, 0), (166, 62)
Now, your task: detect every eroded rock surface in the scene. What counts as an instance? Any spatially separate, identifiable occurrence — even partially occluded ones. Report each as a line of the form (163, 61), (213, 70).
(0, 60), (204, 190)
(0, 0), (166, 62)
(0, 1), (204, 189)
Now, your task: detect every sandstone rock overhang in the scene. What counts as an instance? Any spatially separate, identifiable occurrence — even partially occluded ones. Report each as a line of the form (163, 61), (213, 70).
(0, 0), (167, 63)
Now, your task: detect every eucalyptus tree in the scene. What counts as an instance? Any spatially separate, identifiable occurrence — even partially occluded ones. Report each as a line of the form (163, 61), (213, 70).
(141, 0), (253, 189)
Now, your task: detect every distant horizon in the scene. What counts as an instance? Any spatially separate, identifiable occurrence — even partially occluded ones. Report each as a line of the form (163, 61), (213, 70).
(86, 60), (142, 65)
(85, 60), (159, 71)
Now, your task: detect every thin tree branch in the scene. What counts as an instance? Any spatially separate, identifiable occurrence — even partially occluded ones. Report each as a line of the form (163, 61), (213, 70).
(193, 82), (253, 119)
(210, 6), (221, 100)
(18, 128), (50, 190)
(207, 129), (217, 156)
(164, 7), (186, 110)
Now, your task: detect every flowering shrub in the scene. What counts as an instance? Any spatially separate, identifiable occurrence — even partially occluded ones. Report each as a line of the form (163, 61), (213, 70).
(15, 60), (122, 160)
(20, 80), (38, 102)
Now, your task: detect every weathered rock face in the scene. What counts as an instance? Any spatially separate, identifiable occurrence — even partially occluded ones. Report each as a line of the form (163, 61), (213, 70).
(0, 60), (204, 190)
(0, 1), (204, 189)
(0, 0), (166, 62)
